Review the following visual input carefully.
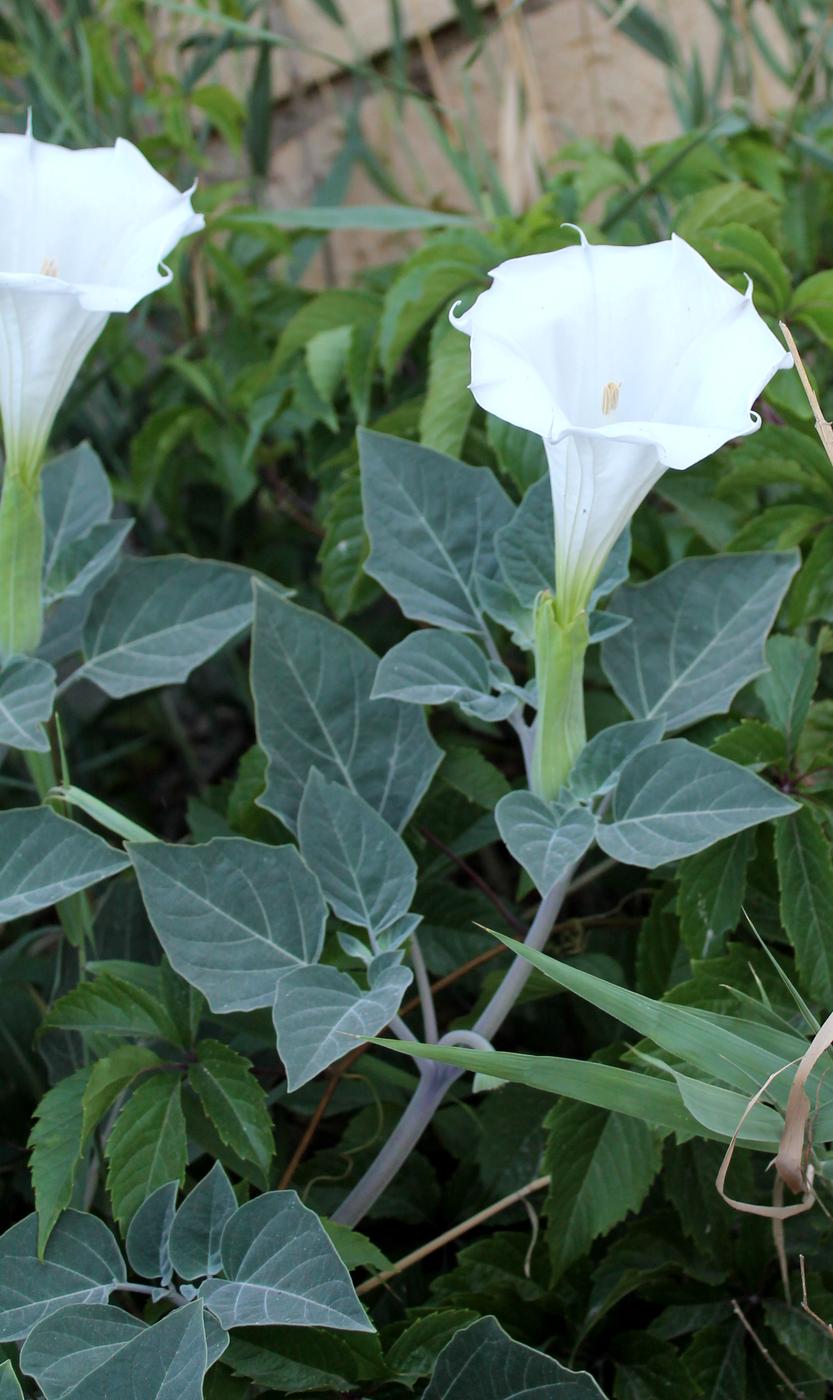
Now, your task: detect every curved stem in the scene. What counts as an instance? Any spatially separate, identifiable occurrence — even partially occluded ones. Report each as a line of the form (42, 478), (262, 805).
(331, 1064), (456, 1225)
(439, 1029), (494, 1052)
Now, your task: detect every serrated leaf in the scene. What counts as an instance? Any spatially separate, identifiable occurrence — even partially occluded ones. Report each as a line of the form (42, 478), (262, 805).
(756, 633), (818, 756)
(75, 556), (261, 698)
(709, 719), (786, 768)
(297, 770), (416, 935)
(0, 656), (55, 752)
(252, 586), (440, 833)
(440, 742), (511, 808)
(80, 1045), (162, 1142)
(44, 972), (181, 1044)
(274, 961), (412, 1091)
(0, 807), (128, 922)
(188, 1041), (274, 1180)
(225, 1325), (385, 1389)
(775, 804), (833, 1003)
(387, 1310), (480, 1384)
(0, 1211), (125, 1342)
(676, 831), (755, 958)
(601, 552), (799, 731)
(29, 1068), (91, 1256)
(106, 1075), (187, 1229)
(423, 1315), (605, 1398)
(684, 1324), (746, 1398)
(168, 1162), (237, 1281)
(130, 837), (326, 1014)
(20, 1300), (212, 1400)
(597, 740), (796, 868)
(496, 791), (596, 894)
(544, 1098), (662, 1281)
(318, 467), (377, 620)
(379, 248), (487, 375)
(199, 1192), (372, 1331)
(125, 1180), (178, 1283)
(359, 429), (513, 632)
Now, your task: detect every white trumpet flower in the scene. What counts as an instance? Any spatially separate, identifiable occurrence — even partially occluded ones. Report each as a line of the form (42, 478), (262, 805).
(0, 124), (204, 483)
(0, 124), (203, 654)
(452, 231), (791, 623)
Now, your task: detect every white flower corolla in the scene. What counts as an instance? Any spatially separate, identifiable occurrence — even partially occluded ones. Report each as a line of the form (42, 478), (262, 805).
(452, 231), (791, 623)
(0, 124), (204, 481)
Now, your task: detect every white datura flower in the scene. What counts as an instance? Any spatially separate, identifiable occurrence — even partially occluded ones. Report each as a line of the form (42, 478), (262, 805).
(0, 124), (204, 480)
(452, 231), (791, 623)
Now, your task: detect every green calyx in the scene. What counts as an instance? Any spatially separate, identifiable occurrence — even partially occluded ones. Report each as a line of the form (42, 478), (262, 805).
(0, 465), (46, 656)
(531, 593), (589, 801)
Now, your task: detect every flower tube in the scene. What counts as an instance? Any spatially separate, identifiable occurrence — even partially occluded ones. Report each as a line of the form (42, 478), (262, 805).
(453, 231), (791, 797)
(0, 124), (204, 654)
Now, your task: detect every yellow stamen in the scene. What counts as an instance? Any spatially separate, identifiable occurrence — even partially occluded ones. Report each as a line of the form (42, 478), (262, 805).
(601, 381), (621, 416)
(40, 257), (59, 278)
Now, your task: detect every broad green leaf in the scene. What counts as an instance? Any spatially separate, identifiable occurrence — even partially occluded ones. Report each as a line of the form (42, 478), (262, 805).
(788, 523), (833, 625)
(486, 415), (546, 494)
(41, 445), (113, 580)
(756, 634), (818, 756)
(225, 1326), (385, 1389)
(319, 467), (377, 620)
(106, 1075), (187, 1229)
(677, 831), (755, 958)
(791, 267), (833, 347)
(130, 837), (326, 1014)
(75, 556), (261, 698)
(775, 805), (833, 1003)
(228, 204), (475, 231)
(20, 1300), (212, 1400)
(378, 233), (492, 374)
(544, 1099), (662, 1281)
(80, 1045), (161, 1142)
(601, 552), (799, 731)
(440, 742), (511, 808)
(372, 630), (492, 708)
(0, 1362), (22, 1399)
(0, 1211), (125, 1342)
(274, 961), (412, 1091)
(0, 808), (128, 922)
(420, 315), (474, 458)
(321, 1221), (390, 1274)
(0, 656), (55, 752)
(44, 972), (181, 1043)
(494, 476), (553, 607)
(125, 1180), (178, 1283)
(199, 1192), (373, 1331)
(252, 586), (440, 833)
(168, 1162), (237, 1281)
(297, 770), (416, 935)
(765, 1299), (833, 1381)
(359, 429), (513, 632)
(423, 1315), (605, 1398)
(29, 1068), (91, 1257)
(568, 720), (664, 801)
(476, 1084), (549, 1197)
(495, 791), (596, 894)
(386, 1311), (480, 1385)
(187, 1040), (274, 1180)
(709, 719), (786, 769)
(684, 1324), (746, 1398)
(275, 289), (379, 370)
(597, 740), (796, 868)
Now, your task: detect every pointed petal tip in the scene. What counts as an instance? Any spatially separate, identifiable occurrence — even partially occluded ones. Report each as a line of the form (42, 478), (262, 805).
(560, 222), (588, 246)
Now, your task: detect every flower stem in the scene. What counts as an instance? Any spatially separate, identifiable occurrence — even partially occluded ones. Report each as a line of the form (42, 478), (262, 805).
(0, 469), (45, 655)
(531, 595), (588, 801)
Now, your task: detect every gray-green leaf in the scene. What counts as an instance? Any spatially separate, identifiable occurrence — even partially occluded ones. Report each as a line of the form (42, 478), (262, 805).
(198, 1192), (373, 1331)
(601, 552), (799, 731)
(20, 1300), (213, 1400)
(168, 1162), (237, 1281)
(0, 1211), (125, 1342)
(372, 630), (492, 708)
(0, 1361), (23, 1399)
(274, 961), (412, 1091)
(568, 720), (664, 801)
(423, 1315), (605, 1398)
(496, 792), (596, 894)
(298, 770), (416, 935)
(597, 740), (797, 868)
(0, 656), (56, 752)
(0, 808), (128, 923)
(130, 837), (326, 1014)
(76, 556), (261, 698)
(252, 586), (440, 833)
(125, 1181), (178, 1283)
(359, 429), (513, 632)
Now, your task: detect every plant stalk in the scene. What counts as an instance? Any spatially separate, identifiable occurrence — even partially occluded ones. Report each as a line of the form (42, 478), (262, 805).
(531, 595), (588, 801)
(0, 469), (45, 655)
